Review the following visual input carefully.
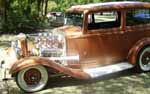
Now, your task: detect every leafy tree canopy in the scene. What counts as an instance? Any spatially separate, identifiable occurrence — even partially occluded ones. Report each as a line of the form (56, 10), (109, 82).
(0, 0), (149, 33)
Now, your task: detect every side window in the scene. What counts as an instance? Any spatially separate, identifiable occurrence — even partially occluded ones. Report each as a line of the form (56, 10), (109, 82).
(88, 11), (120, 30)
(126, 9), (150, 26)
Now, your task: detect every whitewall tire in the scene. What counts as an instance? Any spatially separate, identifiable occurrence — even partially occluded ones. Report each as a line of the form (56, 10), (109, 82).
(137, 46), (150, 71)
(16, 65), (49, 92)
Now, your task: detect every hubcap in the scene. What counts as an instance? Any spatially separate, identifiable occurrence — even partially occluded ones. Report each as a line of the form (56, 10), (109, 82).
(140, 47), (150, 71)
(24, 68), (41, 85)
(17, 65), (48, 92)
(141, 52), (150, 65)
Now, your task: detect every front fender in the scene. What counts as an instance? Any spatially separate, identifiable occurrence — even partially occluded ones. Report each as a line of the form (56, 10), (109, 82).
(128, 38), (150, 65)
(10, 57), (90, 79)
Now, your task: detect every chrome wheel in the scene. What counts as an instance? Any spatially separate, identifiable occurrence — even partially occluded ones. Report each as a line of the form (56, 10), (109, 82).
(138, 47), (150, 71)
(16, 65), (48, 92)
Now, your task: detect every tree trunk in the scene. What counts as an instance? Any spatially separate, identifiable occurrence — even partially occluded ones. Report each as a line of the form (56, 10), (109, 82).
(41, 0), (44, 16)
(44, 0), (48, 16)
(37, 0), (42, 16)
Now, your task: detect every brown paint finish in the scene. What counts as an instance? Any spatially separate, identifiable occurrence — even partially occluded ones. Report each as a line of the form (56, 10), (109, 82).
(66, 28), (129, 68)
(20, 39), (28, 57)
(128, 38), (150, 65)
(10, 1), (150, 79)
(120, 11), (126, 31)
(65, 2), (150, 70)
(17, 34), (28, 57)
(55, 25), (82, 34)
(10, 57), (90, 79)
(66, 2), (150, 13)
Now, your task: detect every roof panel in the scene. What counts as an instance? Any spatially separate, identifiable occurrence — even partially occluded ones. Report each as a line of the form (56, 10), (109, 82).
(66, 1), (150, 13)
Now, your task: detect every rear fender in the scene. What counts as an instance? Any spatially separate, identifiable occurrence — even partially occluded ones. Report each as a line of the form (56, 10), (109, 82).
(10, 57), (90, 79)
(128, 38), (150, 65)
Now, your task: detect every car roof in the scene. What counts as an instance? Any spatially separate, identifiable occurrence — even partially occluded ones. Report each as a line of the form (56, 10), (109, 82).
(66, 1), (150, 13)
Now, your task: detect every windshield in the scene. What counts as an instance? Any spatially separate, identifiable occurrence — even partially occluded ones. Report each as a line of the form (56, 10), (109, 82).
(64, 13), (83, 27)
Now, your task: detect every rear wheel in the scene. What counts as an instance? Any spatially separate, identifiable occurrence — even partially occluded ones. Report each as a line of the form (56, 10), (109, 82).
(16, 65), (48, 92)
(137, 46), (150, 72)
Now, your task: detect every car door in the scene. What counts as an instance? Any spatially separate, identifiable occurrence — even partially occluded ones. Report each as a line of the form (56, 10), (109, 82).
(67, 11), (131, 69)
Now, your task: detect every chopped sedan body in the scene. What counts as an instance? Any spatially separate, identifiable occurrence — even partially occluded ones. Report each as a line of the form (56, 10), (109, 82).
(3, 1), (150, 92)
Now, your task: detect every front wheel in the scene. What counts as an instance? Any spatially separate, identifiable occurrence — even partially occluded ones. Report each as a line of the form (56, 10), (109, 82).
(16, 65), (49, 93)
(137, 46), (150, 72)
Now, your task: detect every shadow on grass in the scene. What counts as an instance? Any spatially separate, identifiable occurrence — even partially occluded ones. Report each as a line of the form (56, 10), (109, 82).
(46, 68), (136, 88)
(33, 68), (150, 94)
(6, 68), (150, 94)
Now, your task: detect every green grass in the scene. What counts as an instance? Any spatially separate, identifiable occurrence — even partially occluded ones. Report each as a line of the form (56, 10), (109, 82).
(0, 72), (150, 94)
(34, 72), (150, 94)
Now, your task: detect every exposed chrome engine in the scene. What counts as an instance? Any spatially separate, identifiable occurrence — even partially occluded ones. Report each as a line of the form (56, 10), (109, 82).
(11, 31), (66, 59)
(29, 31), (66, 58)
(9, 31), (68, 66)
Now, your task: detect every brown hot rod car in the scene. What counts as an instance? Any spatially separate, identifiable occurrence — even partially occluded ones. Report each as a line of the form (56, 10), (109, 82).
(2, 1), (150, 92)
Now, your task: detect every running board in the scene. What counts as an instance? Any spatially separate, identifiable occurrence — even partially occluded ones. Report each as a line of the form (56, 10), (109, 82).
(83, 62), (134, 78)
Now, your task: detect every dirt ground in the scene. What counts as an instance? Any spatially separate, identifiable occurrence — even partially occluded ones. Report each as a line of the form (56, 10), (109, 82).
(0, 34), (150, 94)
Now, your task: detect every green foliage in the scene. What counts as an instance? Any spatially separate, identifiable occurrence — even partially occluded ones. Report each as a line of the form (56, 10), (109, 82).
(1, 0), (48, 33)
(50, 0), (116, 11)
(0, 0), (150, 33)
